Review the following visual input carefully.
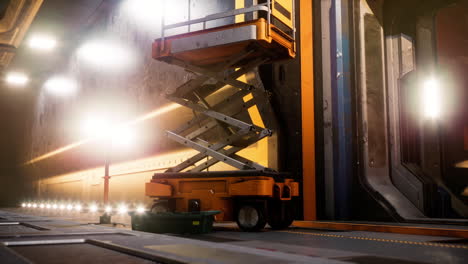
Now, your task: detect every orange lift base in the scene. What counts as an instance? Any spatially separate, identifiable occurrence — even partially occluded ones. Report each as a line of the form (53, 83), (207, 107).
(293, 221), (468, 239)
(147, 175), (299, 221)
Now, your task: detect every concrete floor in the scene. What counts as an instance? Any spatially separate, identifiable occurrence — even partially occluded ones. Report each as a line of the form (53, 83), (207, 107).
(1, 208), (467, 263)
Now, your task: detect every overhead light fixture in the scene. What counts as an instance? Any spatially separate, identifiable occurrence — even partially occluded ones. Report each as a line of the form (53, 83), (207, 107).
(28, 34), (57, 51)
(77, 40), (136, 71)
(422, 78), (441, 119)
(105, 206), (112, 214)
(44, 76), (77, 96)
(121, 0), (163, 30)
(5, 72), (29, 86)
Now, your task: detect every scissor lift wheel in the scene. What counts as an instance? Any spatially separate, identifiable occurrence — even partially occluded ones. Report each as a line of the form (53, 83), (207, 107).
(236, 204), (267, 232)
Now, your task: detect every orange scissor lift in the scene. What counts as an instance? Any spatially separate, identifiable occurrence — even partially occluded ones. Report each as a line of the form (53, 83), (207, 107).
(146, 0), (298, 231)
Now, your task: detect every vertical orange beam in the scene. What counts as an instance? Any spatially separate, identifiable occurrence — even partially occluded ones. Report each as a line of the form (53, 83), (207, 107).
(300, 0), (316, 220)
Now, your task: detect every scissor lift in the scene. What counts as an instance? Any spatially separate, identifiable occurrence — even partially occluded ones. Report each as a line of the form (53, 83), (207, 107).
(146, 1), (298, 231)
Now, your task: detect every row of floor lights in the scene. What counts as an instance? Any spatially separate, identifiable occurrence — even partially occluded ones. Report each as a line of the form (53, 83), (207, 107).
(21, 202), (146, 214)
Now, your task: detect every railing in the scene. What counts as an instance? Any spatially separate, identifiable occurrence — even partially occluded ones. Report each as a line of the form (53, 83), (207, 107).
(160, 0), (295, 40)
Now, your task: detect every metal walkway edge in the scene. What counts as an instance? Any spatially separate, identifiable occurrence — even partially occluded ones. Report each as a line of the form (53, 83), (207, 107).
(293, 221), (468, 238)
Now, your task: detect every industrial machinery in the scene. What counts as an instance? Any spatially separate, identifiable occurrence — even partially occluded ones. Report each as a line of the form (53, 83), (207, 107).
(145, 1), (298, 231)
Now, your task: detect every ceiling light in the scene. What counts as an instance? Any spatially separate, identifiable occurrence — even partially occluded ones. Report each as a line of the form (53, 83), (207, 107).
(5, 72), (29, 86)
(105, 206), (112, 214)
(77, 40), (136, 71)
(28, 34), (57, 51)
(44, 76), (77, 96)
(121, 0), (163, 29)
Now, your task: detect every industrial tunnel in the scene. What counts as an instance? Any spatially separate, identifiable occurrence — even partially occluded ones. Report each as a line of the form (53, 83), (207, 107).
(0, 0), (467, 263)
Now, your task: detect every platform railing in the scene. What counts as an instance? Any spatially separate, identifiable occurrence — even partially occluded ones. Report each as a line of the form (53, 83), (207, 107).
(160, 0), (295, 40)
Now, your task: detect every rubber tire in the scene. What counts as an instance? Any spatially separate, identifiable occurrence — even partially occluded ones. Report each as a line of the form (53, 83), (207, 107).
(151, 201), (169, 213)
(236, 204), (267, 232)
(267, 201), (294, 230)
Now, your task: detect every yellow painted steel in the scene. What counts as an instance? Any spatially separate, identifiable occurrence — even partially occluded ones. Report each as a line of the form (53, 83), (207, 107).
(236, 0), (269, 168)
(235, 0), (245, 23)
(272, 0), (294, 29)
(300, 0), (316, 220)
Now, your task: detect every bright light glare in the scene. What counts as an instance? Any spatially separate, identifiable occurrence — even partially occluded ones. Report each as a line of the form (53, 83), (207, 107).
(27, 203), (32, 208)
(28, 34), (57, 51)
(121, 0), (162, 29)
(59, 204), (66, 210)
(44, 76), (77, 96)
(82, 116), (113, 139)
(32, 203), (37, 208)
(89, 204), (98, 213)
(52, 204), (58, 209)
(112, 126), (136, 147)
(136, 206), (146, 214)
(46, 204), (51, 209)
(77, 40), (135, 71)
(82, 116), (137, 148)
(105, 206), (112, 213)
(422, 78), (441, 119)
(117, 204), (128, 214)
(67, 204), (73, 210)
(21, 203), (26, 208)
(74, 204), (82, 211)
(39, 203), (45, 209)
(5, 72), (29, 86)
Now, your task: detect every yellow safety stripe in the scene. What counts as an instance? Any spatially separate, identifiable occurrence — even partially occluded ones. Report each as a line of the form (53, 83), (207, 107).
(278, 230), (468, 249)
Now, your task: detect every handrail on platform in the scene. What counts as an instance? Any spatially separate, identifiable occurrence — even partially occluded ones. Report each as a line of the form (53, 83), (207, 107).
(160, 0), (295, 40)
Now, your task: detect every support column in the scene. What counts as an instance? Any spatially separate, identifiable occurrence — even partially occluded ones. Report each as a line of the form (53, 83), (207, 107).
(300, 0), (316, 220)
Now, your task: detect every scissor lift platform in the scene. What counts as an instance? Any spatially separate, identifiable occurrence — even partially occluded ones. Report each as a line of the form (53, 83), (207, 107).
(146, 2), (298, 231)
(153, 18), (295, 66)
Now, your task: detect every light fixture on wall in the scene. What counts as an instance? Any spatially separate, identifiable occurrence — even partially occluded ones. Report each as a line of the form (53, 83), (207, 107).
(4, 72), (29, 87)
(44, 76), (78, 96)
(422, 78), (442, 119)
(28, 34), (57, 52)
(77, 39), (136, 71)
